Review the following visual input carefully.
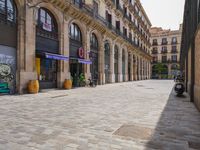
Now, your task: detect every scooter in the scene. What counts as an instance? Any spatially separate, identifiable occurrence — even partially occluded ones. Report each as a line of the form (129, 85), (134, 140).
(174, 75), (185, 96)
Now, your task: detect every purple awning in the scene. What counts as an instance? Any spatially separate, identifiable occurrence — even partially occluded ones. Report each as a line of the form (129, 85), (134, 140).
(45, 53), (69, 61)
(78, 59), (92, 64)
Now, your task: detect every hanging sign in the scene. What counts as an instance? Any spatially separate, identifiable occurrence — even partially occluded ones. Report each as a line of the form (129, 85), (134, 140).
(78, 47), (85, 59)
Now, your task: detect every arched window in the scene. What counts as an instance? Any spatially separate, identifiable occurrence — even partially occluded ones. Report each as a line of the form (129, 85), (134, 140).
(0, 0), (16, 23)
(70, 23), (82, 42)
(90, 33), (98, 50)
(37, 8), (57, 32)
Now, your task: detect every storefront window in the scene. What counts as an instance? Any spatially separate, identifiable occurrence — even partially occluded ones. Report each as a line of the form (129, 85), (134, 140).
(37, 8), (57, 32)
(70, 23), (82, 42)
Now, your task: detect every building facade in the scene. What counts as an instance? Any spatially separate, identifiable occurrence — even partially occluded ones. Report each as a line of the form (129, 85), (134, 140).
(150, 25), (182, 79)
(181, 0), (200, 111)
(0, 0), (152, 94)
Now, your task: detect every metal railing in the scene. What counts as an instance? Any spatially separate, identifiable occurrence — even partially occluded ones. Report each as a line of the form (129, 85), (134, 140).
(71, 1), (150, 56)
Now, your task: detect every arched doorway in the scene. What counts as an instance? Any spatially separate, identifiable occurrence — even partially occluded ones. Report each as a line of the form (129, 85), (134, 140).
(35, 8), (59, 89)
(122, 49), (126, 82)
(69, 23), (84, 87)
(90, 33), (98, 82)
(104, 41), (110, 84)
(114, 45), (119, 82)
(0, 0), (17, 94)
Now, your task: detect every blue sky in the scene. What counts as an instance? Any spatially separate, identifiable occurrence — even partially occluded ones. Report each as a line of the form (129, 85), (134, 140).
(140, 0), (185, 30)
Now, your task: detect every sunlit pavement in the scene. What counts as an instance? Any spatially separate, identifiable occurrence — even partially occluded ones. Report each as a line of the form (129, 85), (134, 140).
(0, 80), (200, 150)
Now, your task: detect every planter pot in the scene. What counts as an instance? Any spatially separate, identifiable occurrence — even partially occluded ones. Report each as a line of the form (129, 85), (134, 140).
(28, 80), (39, 94)
(64, 79), (72, 90)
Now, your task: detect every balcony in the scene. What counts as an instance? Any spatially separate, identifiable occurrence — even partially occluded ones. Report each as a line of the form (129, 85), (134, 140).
(171, 50), (178, 53)
(161, 50), (168, 54)
(171, 60), (178, 63)
(161, 41), (168, 45)
(171, 41), (177, 45)
(162, 60), (168, 63)
(71, 1), (150, 56)
(152, 50), (158, 54)
(152, 42), (158, 46)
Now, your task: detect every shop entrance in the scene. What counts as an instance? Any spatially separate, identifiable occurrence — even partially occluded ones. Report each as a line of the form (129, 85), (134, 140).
(38, 57), (57, 89)
(70, 59), (83, 87)
(35, 8), (59, 89)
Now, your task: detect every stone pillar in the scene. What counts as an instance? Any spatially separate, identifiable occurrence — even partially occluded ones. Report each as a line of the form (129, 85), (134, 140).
(85, 29), (91, 79)
(110, 43), (115, 83)
(17, 6), (37, 93)
(125, 50), (128, 82)
(138, 56), (141, 80)
(118, 48), (122, 82)
(135, 55), (138, 80)
(99, 42), (105, 85)
(130, 53), (134, 81)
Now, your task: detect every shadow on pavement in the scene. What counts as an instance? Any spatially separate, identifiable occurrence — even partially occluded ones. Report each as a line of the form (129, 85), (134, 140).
(145, 90), (200, 150)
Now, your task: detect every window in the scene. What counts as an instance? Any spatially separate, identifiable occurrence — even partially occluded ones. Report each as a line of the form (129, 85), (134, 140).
(162, 56), (167, 62)
(93, 1), (98, 16)
(123, 27), (127, 37)
(153, 56), (157, 62)
(171, 55), (177, 62)
(90, 33), (98, 50)
(152, 47), (158, 54)
(171, 46), (177, 53)
(161, 46), (167, 53)
(162, 38), (168, 45)
(172, 37), (177, 44)
(152, 39), (157, 45)
(70, 23), (82, 42)
(0, 0), (16, 22)
(38, 8), (57, 32)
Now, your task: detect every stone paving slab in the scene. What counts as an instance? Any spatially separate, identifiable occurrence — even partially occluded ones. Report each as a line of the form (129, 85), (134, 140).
(0, 80), (200, 150)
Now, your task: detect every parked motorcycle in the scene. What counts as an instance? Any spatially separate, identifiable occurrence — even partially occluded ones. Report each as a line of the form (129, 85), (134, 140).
(174, 75), (185, 96)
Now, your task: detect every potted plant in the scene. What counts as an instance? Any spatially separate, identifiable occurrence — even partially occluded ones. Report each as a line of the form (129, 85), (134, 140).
(78, 73), (86, 87)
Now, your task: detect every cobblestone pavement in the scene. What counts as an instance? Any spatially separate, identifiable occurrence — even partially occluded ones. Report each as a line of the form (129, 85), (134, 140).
(0, 80), (200, 150)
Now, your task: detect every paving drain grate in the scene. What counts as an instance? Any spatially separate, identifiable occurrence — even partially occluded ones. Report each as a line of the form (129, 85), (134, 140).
(51, 94), (68, 98)
(114, 124), (153, 140)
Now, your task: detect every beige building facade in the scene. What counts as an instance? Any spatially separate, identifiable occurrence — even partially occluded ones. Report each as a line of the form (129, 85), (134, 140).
(0, 0), (151, 94)
(150, 25), (182, 79)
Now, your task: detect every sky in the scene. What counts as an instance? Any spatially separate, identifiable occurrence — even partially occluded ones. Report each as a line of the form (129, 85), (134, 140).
(140, 0), (185, 30)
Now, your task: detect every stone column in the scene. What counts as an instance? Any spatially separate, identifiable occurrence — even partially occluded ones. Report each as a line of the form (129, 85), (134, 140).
(85, 29), (91, 79)
(17, 6), (37, 93)
(130, 53), (134, 81)
(110, 43), (115, 83)
(118, 48), (122, 82)
(138, 56), (141, 80)
(134, 55), (138, 80)
(125, 50), (128, 82)
(63, 19), (70, 80)
(99, 42), (105, 85)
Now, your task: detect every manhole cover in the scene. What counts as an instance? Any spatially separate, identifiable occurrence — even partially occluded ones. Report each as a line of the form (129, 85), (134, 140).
(114, 124), (153, 140)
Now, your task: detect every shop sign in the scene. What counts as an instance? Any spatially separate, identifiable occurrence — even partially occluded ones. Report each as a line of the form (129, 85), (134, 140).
(78, 47), (85, 59)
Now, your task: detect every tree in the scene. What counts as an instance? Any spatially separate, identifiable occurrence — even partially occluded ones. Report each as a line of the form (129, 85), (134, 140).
(154, 63), (168, 79)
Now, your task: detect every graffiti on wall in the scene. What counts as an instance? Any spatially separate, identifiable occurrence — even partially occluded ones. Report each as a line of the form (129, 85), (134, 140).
(0, 54), (16, 93)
